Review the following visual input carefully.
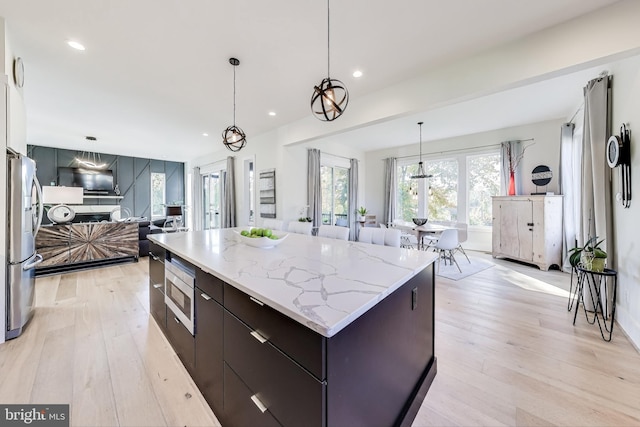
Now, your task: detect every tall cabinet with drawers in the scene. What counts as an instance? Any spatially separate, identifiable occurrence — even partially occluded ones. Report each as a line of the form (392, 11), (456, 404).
(492, 195), (563, 271)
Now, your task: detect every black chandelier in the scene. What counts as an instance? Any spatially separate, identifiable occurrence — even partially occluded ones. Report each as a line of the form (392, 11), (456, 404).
(410, 122), (433, 179)
(222, 57), (247, 152)
(310, 0), (349, 121)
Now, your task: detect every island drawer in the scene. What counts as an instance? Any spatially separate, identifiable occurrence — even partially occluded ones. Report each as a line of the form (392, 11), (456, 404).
(149, 281), (166, 330)
(224, 284), (326, 380)
(223, 363), (282, 427)
(166, 312), (195, 375)
(196, 268), (223, 304)
(148, 242), (165, 287)
(224, 310), (324, 427)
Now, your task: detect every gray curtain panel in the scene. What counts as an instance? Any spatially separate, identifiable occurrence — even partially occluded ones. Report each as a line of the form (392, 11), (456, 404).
(559, 122), (579, 272)
(222, 156), (236, 228)
(348, 158), (359, 241)
(581, 75), (613, 258)
(383, 157), (397, 225)
(192, 166), (203, 231)
(307, 149), (322, 229)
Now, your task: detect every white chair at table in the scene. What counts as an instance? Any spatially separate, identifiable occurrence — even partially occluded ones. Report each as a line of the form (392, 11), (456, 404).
(434, 228), (461, 273)
(383, 228), (401, 247)
(263, 218), (284, 230)
(453, 222), (470, 263)
(287, 221), (313, 235)
(420, 220), (446, 250)
(359, 228), (399, 247)
(317, 225), (349, 241)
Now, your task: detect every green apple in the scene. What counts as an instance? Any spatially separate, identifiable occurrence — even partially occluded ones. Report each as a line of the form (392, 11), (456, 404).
(240, 230), (249, 236)
(264, 229), (272, 238)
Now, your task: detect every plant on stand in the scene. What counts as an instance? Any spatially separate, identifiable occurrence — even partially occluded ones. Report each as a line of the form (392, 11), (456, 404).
(356, 206), (368, 221)
(568, 236), (607, 272)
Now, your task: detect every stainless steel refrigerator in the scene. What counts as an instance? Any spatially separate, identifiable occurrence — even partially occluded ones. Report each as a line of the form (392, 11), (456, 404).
(6, 149), (44, 340)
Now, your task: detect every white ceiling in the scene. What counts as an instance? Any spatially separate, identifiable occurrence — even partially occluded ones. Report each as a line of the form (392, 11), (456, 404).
(0, 0), (620, 161)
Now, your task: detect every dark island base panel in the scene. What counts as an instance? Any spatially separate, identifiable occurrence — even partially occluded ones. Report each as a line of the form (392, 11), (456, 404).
(35, 256), (137, 276)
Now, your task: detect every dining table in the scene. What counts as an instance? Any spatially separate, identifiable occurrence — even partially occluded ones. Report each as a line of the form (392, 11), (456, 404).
(392, 220), (451, 250)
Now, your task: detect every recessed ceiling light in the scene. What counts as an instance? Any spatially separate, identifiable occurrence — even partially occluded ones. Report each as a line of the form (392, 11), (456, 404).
(352, 70), (363, 78)
(268, 111), (276, 116)
(202, 133), (209, 137)
(67, 40), (86, 51)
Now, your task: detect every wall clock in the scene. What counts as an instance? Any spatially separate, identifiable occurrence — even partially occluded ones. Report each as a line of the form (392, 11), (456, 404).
(13, 57), (25, 88)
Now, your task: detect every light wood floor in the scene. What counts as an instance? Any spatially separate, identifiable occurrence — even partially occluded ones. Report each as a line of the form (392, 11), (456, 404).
(1, 253), (638, 427)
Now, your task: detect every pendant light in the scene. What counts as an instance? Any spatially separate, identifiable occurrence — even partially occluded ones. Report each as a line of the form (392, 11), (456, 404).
(410, 122), (433, 179)
(310, 0), (349, 121)
(75, 136), (107, 169)
(222, 57), (247, 152)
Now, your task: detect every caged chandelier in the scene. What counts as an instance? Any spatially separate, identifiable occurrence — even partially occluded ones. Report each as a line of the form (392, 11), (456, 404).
(222, 57), (247, 152)
(410, 122), (433, 179)
(310, 0), (349, 121)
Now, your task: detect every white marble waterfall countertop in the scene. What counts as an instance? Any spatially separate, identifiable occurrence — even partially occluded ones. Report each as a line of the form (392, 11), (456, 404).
(149, 229), (437, 337)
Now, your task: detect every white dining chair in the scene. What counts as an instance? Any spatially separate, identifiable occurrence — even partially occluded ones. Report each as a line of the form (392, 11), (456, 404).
(453, 222), (470, 263)
(434, 228), (461, 273)
(263, 218), (284, 230)
(384, 228), (401, 247)
(317, 225), (349, 240)
(287, 221), (313, 235)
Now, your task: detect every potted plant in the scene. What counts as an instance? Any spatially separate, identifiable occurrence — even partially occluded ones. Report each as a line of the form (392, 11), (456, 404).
(356, 206), (368, 221)
(568, 236), (607, 272)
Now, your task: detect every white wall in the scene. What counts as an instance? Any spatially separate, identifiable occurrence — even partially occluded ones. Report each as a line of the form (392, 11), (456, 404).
(609, 54), (640, 349)
(363, 119), (565, 252)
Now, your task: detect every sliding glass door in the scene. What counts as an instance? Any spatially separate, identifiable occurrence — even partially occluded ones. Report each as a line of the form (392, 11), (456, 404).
(202, 171), (223, 230)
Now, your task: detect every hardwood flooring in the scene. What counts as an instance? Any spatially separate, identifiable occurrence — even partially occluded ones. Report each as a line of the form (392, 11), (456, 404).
(0, 253), (638, 426)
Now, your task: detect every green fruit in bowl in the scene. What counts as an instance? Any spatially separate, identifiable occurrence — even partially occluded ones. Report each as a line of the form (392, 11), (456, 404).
(269, 235), (278, 240)
(240, 230), (249, 237)
(264, 229), (272, 238)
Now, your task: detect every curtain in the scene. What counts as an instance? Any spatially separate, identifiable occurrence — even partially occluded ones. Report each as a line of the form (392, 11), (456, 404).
(348, 158), (359, 241)
(559, 122), (582, 272)
(222, 156), (236, 228)
(383, 157), (397, 225)
(307, 149), (322, 229)
(192, 166), (203, 231)
(500, 140), (523, 195)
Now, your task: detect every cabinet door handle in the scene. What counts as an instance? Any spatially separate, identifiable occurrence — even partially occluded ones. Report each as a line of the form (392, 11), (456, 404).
(149, 253), (160, 261)
(174, 317), (180, 324)
(250, 394), (268, 413)
(249, 296), (264, 306)
(250, 330), (267, 344)
(153, 284), (162, 289)
(200, 292), (212, 301)
(527, 222), (534, 227)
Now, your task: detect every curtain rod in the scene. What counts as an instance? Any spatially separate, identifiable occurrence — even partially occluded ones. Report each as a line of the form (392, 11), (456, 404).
(318, 149), (354, 161)
(391, 138), (533, 160)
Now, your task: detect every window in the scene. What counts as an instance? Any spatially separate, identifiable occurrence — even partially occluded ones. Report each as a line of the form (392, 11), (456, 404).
(467, 153), (501, 226)
(396, 159), (458, 222)
(151, 172), (166, 218)
(425, 159), (458, 221)
(321, 165), (349, 225)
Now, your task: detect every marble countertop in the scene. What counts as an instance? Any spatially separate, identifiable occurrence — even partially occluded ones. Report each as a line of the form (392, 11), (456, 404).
(149, 228), (437, 337)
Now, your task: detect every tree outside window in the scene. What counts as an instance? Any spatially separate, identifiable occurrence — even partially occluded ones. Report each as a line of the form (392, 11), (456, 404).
(467, 153), (500, 226)
(425, 159), (458, 221)
(321, 166), (349, 225)
(151, 172), (166, 218)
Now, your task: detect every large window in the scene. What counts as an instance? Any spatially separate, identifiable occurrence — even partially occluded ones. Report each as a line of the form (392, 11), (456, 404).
(321, 165), (349, 225)
(425, 158), (458, 221)
(151, 172), (166, 218)
(467, 153), (501, 226)
(397, 163), (423, 221)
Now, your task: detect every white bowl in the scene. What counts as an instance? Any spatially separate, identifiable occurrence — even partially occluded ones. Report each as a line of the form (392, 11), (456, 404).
(235, 231), (288, 248)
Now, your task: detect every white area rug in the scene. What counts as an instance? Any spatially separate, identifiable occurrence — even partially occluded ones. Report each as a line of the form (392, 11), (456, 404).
(435, 255), (495, 281)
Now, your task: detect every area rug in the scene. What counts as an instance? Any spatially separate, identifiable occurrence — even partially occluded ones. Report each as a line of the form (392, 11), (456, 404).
(435, 255), (495, 281)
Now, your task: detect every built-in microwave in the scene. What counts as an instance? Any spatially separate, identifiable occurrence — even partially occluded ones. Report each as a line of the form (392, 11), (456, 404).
(165, 259), (195, 335)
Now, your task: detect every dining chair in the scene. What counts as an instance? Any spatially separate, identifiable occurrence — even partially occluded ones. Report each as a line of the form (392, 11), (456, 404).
(263, 218), (284, 230)
(384, 229), (401, 247)
(287, 221), (313, 235)
(453, 222), (470, 263)
(434, 228), (461, 273)
(358, 227), (385, 244)
(318, 225), (349, 240)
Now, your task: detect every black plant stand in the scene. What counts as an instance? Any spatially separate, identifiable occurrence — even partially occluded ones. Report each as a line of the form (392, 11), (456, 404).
(572, 266), (618, 342)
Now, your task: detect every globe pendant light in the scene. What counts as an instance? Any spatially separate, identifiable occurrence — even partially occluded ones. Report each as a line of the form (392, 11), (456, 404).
(222, 57), (247, 152)
(411, 122), (433, 179)
(310, 0), (349, 121)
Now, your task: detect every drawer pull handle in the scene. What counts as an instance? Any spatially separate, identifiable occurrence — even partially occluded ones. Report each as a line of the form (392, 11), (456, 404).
(153, 284), (162, 289)
(250, 330), (267, 344)
(149, 253), (160, 261)
(174, 317), (180, 324)
(250, 394), (268, 413)
(249, 296), (264, 306)
(200, 292), (212, 301)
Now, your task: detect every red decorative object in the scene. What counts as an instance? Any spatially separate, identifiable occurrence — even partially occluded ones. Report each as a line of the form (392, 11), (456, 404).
(508, 171), (516, 196)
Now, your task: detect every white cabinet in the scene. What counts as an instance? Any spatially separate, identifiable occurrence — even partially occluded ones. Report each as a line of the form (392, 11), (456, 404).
(492, 195), (563, 271)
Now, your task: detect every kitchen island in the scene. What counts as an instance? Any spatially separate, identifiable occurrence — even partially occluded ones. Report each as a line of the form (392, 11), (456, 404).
(149, 228), (438, 427)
